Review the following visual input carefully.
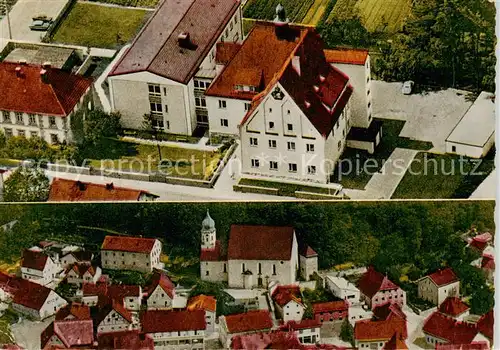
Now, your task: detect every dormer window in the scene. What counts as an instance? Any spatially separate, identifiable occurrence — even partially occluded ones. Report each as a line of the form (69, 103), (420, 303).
(313, 85), (319, 92)
(305, 101), (311, 108)
(319, 75), (326, 82)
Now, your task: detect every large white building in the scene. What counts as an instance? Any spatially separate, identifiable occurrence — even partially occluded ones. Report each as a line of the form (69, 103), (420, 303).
(199, 211), (317, 289)
(20, 249), (61, 286)
(101, 235), (162, 273)
(107, 0), (243, 136)
(0, 62), (93, 144)
(417, 268), (460, 306)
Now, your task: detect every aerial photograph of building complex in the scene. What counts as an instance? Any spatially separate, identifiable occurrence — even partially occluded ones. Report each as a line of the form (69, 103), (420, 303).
(0, 200), (495, 349)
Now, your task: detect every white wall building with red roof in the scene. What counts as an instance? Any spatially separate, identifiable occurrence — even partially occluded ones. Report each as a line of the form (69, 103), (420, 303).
(219, 310), (274, 348)
(417, 268), (460, 305)
(358, 267), (406, 310)
(0, 62), (93, 144)
(271, 285), (305, 322)
(100, 236), (162, 273)
(107, 0), (243, 136)
(65, 262), (101, 286)
(146, 269), (176, 310)
(187, 294), (217, 334)
(96, 300), (136, 334)
(20, 248), (62, 286)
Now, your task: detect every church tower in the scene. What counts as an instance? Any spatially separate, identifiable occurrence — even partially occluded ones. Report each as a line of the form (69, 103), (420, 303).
(201, 210), (216, 250)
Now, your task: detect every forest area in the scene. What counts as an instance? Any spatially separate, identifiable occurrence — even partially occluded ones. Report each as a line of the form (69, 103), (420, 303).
(0, 201), (494, 313)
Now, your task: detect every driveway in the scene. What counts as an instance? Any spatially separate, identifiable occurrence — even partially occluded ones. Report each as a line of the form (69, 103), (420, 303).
(0, 0), (69, 42)
(372, 81), (473, 153)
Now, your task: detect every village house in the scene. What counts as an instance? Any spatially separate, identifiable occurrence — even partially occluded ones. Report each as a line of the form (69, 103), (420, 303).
(49, 178), (159, 202)
(107, 0), (243, 136)
(101, 235), (162, 273)
(79, 282), (108, 307)
(477, 309), (494, 345)
(480, 248), (495, 283)
(10, 278), (67, 320)
(422, 312), (489, 348)
(65, 262), (101, 286)
(145, 269), (175, 310)
(107, 284), (143, 311)
(59, 249), (93, 268)
(219, 310), (274, 348)
(55, 302), (91, 321)
(41, 319), (94, 350)
(97, 330), (155, 350)
(348, 304), (373, 326)
(417, 268), (460, 306)
(325, 275), (361, 304)
(187, 294), (217, 334)
(279, 319), (321, 345)
(96, 300), (135, 334)
(372, 302), (406, 322)
(354, 317), (407, 350)
(312, 300), (349, 323)
(0, 61), (93, 144)
(438, 297), (470, 321)
(271, 284), (305, 322)
(467, 232), (493, 253)
(141, 309), (206, 349)
(20, 248), (61, 286)
(231, 330), (302, 349)
(298, 244), (319, 281)
(358, 267), (406, 309)
(199, 211), (316, 289)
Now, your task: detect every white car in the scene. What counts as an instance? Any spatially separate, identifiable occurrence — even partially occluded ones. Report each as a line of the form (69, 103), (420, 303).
(402, 80), (414, 95)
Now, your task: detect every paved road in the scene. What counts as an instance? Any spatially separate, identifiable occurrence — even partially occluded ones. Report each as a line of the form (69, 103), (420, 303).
(372, 81), (473, 153)
(0, 0), (69, 41)
(11, 316), (54, 350)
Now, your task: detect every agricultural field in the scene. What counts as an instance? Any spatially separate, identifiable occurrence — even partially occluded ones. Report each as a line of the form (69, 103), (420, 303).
(243, 0), (315, 23)
(328, 0), (412, 32)
(85, 0), (159, 7)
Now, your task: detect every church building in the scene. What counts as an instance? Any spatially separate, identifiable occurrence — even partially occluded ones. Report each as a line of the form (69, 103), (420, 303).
(199, 211), (317, 289)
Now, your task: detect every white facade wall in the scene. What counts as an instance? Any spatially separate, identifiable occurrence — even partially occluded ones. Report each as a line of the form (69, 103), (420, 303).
(98, 309), (132, 334)
(277, 300), (304, 322)
(356, 339), (389, 350)
(148, 329), (205, 350)
(205, 310), (216, 334)
(445, 132), (495, 159)
(200, 261), (228, 283)
(424, 333), (448, 347)
(348, 305), (372, 326)
(294, 327), (320, 344)
(147, 285), (173, 310)
(418, 278), (460, 305)
(124, 292), (142, 311)
(370, 288), (406, 309)
(21, 257), (60, 286)
(101, 240), (162, 273)
(325, 276), (360, 302)
(13, 290), (67, 320)
(66, 267), (101, 285)
(323, 105), (350, 178)
(299, 255), (318, 281)
(207, 97), (249, 137)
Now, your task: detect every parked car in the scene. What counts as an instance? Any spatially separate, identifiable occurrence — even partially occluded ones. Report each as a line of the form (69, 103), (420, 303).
(30, 16), (53, 31)
(402, 80), (414, 95)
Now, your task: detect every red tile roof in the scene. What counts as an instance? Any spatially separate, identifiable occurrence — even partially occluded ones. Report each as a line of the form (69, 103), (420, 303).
(354, 318), (407, 342)
(147, 270), (175, 299)
(477, 310), (493, 340)
(82, 282), (108, 297)
(0, 62), (92, 116)
(381, 333), (408, 350)
(109, 0), (239, 84)
(224, 310), (273, 334)
(481, 255), (495, 270)
(215, 42), (242, 65)
(272, 285), (302, 307)
(436, 342), (490, 350)
(373, 303), (406, 321)
(231, 330), (302, 350)
(358, 267), (399, 298)
(97, 299), (133, 325)
(299, 243), (318, 258)
(228, 225), (295, 260)
(422, 312), (478, 344)
(41, 320), (94, 349)
(141, 309), (206, 333)
(324, 48), (369, 66)
(21, 249), (49, 271)
(67, 262), (98, 278)
(48, 178), (157, 202)
(55, 302), (91, 321)
(426, 268), (459, 287)
(101, 235), (158, 253)
(107, 284), (141, 302)
(12, 279), (58, 311)
(279, 319), (321, 331)
(200, 240), (226, 261)
(438, 297), (470, 317)
(61, 250), (93, 263)
(97, 330), (154, 350)
(187, 294), (217, 312)
(312, 300), (348, 314)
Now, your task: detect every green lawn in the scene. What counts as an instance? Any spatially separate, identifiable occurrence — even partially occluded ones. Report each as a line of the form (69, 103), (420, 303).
(331, 119), (433, 189)
(51, 3), (149, 48)
(86, 0), (159, 7)
(87, 139), (224, 180)
(392, 150), (495, 199)
(238, 178), (339, 197)
(243, 0), (316, 23)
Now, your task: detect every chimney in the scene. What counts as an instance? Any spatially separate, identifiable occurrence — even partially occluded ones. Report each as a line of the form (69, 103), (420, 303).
(42, 61), (51, 69)
(178, 32), (194, 49)
(105, 183), (114, 190)
(76, 181), (86, 191)
(18, 59), (27, 65)
(40, 69), (49, 83)
(292, 56), (301, 76)
(15, 66), (22, 77)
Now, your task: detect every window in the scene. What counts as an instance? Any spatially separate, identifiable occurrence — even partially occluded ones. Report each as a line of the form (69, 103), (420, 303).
(49, 116), (57, 128)
(269, 161), (278, 171)
(251, 159), (260, 168)
(163, 87), (167, 96)
(150, 102), (162, 113)
(194, 80), (199, 88)
(223, 264), (227, 273)
(28, 114), (36, 125)
(307, 165), (316, 175)
(151, 115), (164, 130)
(250, 137), (258, 146)
(2, 111), (11, 123)
(287, 123), (293, 131)
(306, 144), (314, 152)
(15, 113), (23, 124)
(268, 140), (277, 148)
(18, 130), (25, 137)
(218, 100), (227, 109)
(368, 101), (371, 108)
(195, 97), (206, 107)
(148, 84), (161, 96)
(206, 271), (209, 276)
(225, 28), (229, 37)
(242, 263), (245, 273)
(288, 163), (297, 173)
(338, 140), (342, 151)
(287, 141), (295, 151)
(164, 105), (169, 113)
(452, 145), (456, 152)
(272, 264), (276, 275)
(50, 134), (59, 144)
(258, 263), (262, 274)
(30, 131), (38, 138)
(269, 121), (275, 129)
(269, 108), (272, 113)
(244, 103), (251, 111)
(230, 21), (233, 30)
(220, 119), (229, 127)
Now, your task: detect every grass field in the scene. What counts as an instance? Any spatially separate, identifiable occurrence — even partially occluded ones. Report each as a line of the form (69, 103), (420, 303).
(302, 0), (331, 25)
(243, 0), (315, 23)
(85, 0), (159, 7)
(52, 3), (149, 48)
(328, 0), (411, 32)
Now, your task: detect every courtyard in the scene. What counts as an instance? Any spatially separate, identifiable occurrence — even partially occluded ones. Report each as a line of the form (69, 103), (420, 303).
(51, 2), (150, 49)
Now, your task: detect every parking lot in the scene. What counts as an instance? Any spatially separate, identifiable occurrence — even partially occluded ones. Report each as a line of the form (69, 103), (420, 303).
(0, 0), (69, 42)
(371, 81), (474, 153)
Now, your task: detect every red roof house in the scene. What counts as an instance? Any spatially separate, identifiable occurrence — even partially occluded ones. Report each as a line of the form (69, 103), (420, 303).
(358, 267), (404, 309)
(272, 285), (303, 307)
(222, 310), (273, 334)
(141, 309), (206, 334)
(11, 278), (67, 319)
(41, 320), (94, 349)
(381, 332), (408, 350)
(97, 330), (154, 350)
(21, 249), (50, 272)
(187, 294), (217, 313)
(324, 48), (369, 66)
(438, 297), (470, 318)
(354, 318), (407, 345)
(146, 270), (175, 299)
(426, 268), (459, 287)
(422, 312), (479, 345)
(436, 342), (490, 350)
(468, 232), (492, 252)
(477, 310), (493, 341)
(0, 62), (92, 117)
(312, 300), (349, 323)
(101, 236), (158, 254)
(55, 302), (91, 321)
(231, 330), (302, 350)
(373, 302), (407, 321)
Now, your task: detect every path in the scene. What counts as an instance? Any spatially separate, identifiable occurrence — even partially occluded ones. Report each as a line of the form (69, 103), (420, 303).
(344, 148), (418, 199)
(121, 135), (218, 152)
(470, 168), (496, 199)
(77, 0), (155, 11)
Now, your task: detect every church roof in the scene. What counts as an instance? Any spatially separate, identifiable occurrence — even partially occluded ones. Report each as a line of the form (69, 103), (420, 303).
(202, 210), (215, 231)
(228, 225), (295, 261)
